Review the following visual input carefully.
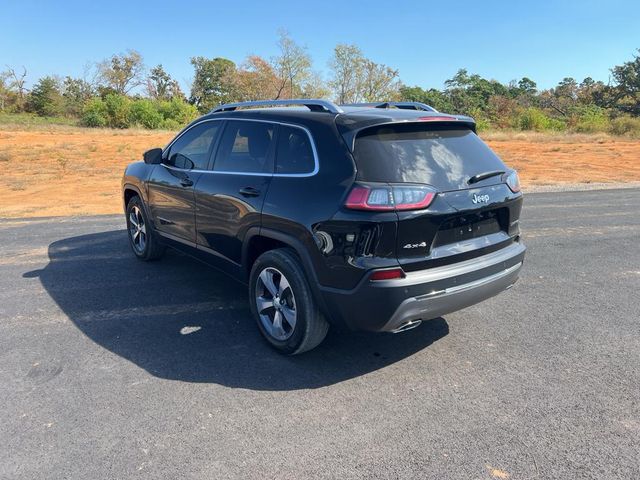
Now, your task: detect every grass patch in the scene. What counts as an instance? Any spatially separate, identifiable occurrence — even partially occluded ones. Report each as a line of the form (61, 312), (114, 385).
(0, 113), (79, 128)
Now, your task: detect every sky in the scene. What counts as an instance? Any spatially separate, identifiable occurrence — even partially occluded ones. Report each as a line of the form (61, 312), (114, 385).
(2, 0), (639, 92)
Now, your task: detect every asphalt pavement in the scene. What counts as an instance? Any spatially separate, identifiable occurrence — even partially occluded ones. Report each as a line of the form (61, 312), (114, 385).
(1, 188), (639, 479)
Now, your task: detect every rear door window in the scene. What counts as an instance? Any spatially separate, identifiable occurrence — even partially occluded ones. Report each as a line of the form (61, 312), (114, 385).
(213, 121), (275, 174)
(353, 124), (506, 191)
(275, 125), (315, 174)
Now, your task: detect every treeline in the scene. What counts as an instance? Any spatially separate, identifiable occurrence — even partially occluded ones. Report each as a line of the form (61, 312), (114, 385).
(1, 31), (639, 135)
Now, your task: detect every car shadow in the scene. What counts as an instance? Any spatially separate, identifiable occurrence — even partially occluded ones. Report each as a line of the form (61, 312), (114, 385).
(30, 230), (448, 391)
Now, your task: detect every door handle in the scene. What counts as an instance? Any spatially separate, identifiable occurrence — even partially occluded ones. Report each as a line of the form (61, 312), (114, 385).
(180, 177), (194, 187)
(239, 186), (261, 197)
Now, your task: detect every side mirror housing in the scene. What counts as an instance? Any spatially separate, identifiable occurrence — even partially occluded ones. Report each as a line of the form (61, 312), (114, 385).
(143, 148), (163, 165)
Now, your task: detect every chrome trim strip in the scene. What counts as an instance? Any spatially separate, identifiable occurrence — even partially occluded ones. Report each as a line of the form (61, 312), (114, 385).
(210, 99), (344, 114)
(422, 262), (522, 298)
(162, 118), (319, 178)
(371, 242), (525, 288)
(404, 243), (525, 285)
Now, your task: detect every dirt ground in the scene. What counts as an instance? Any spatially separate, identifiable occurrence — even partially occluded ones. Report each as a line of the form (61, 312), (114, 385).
(1, 126), (639, 218)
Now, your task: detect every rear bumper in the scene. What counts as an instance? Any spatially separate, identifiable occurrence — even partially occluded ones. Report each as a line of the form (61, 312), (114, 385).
(320, 241), (525, 332)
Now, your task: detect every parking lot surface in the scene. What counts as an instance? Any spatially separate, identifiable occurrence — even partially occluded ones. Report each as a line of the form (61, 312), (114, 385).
(1, 189), (639, 479)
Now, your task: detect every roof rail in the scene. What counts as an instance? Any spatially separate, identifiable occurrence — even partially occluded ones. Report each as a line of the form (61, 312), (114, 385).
(210, 99), (344, 114)
(341, 102), (439, 113)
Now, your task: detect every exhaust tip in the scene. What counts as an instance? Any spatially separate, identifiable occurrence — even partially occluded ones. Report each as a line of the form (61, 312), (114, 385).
(390, 319), (423, 334)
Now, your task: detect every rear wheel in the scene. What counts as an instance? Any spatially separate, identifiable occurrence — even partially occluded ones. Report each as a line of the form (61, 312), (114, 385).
(125, 196), (165, 261)
(249, 249), (329, 355)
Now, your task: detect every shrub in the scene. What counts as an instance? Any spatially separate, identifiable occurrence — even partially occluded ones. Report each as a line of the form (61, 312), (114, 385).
(104, 94), (131, 128)
(574, 106), (609, 133)
(516, 107), (566, 132)
(158, 98), (198, 125)
(81, 98), (108, 127)
(468, 107), (491, 131)
(160, 118), (182, 130)
(609, 115), (640, 138)
(130, 99), (163, 129)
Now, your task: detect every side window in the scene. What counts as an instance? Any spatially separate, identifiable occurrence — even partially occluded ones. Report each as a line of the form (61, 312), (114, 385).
(166, 122), (220, 170)
(275, 126), (315, 174)
(213, 121), (275, 174)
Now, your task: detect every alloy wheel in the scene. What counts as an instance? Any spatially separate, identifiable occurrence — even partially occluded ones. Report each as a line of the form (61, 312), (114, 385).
(128, 205), (147, 253)
(255, 267), (297, 340)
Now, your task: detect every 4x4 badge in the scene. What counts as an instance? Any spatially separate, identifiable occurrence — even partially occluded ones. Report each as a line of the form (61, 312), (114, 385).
(403, 241), (427, 249)
(472, 193), (490, 204)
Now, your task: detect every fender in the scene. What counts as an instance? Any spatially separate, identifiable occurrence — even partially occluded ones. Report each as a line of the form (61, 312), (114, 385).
(122, 182), (153, 221)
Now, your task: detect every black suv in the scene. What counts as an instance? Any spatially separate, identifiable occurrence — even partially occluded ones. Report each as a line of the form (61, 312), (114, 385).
(122, 99), (525, 354)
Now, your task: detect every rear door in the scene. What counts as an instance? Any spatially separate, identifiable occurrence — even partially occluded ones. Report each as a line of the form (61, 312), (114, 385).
(147, 121), (221, 243)
(194, 120), (276, 264)
(352, 123), (520, 270)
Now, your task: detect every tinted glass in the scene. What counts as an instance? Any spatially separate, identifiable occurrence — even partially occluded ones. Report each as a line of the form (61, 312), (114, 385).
(353, 125), (506, 190)
(167, 122), (220, 170)
(213, 121), (274, 174)
(275, 126), (315, 174)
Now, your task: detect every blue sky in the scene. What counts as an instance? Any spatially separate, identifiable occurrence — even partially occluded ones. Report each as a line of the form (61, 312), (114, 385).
(2, 0), (639, 92)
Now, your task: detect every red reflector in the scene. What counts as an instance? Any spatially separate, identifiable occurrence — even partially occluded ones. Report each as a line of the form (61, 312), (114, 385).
(370, 268), (405, 281)
(418, 116), (457, 122)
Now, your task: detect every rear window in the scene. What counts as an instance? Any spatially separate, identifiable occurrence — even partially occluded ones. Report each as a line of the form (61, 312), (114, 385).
(353, 124), (506, 190)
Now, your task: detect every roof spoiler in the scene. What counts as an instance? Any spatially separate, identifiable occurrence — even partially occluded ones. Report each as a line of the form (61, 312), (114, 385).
(340, 102), (439, 113)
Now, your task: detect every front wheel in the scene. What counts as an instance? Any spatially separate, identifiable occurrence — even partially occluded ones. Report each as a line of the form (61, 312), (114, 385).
(249, 249), (329, 355)
(125, 196), (165, 261)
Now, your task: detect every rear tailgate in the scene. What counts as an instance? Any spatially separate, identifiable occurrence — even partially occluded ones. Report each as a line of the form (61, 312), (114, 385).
(351, 122), (522, 271)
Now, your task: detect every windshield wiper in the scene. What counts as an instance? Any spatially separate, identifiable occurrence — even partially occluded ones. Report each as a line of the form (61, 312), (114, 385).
(467, 170), (505, 185)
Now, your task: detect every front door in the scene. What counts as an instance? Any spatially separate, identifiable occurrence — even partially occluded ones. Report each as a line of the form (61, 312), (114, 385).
(147, 121), (221, 243)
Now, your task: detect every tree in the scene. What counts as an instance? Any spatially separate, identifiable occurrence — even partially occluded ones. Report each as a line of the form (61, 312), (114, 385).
(0, 71), (9, 111)
(360, 60), (400, 102)
(234, 56), (280, 101)
(189, 57), (237, 111)
(329, 44), (364, 103)
(28, 76), (63, 116)
(610, 49), (640, 115)
(147, 64), (182, 100)
(4, 66), (28, 111)
(271, 30), (311, 99)
(97, 50), (145, 94)
(399, 85), (453, 112)
(62, 76), (93, 115)
(301, 71), (330, 99)
(518, 77), (537, 96)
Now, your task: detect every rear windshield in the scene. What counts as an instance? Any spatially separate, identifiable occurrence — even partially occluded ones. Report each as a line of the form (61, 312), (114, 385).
(353, 124), (506, 190)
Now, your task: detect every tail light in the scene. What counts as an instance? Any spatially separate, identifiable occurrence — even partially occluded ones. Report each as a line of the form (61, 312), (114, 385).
(345, 184), (436, 211)
(506, 171), (521, 193)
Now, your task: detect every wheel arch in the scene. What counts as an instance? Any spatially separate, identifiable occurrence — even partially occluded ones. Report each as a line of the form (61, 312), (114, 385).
(242, 227), (332, 321)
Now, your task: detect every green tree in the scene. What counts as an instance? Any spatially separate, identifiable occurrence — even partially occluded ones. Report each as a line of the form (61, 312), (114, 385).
(189, 56), (237, 112)
(97, 50), (145, 94)
(610, 49), (640, 115)
(28, 76), (63, 116)
(62, 76), (93, 116)
(147, 64), (182, 100)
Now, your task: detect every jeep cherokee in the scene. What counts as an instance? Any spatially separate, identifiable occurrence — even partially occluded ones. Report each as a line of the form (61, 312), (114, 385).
(122, 99), (526, 354)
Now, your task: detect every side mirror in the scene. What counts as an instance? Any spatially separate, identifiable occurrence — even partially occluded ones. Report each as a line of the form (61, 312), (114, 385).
(143, 148), (163, 165)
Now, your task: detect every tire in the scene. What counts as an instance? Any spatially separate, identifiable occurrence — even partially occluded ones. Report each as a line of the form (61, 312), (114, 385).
(249, 248), (329, 355)
(125, 195), (165, 261)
